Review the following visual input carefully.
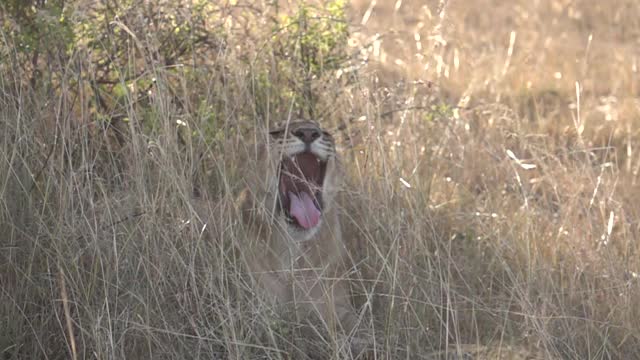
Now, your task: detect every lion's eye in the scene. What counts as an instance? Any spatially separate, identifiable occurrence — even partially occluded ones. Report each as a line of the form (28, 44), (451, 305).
(269, 129), (285, 138)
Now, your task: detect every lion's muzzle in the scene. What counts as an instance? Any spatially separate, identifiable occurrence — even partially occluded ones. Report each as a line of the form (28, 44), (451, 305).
(278, 152), (327, 229)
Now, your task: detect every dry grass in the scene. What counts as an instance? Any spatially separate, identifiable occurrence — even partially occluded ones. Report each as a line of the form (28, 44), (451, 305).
(2, 0), (640, 359)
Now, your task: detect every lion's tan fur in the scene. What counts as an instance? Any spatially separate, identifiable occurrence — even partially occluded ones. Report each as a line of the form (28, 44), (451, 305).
(236, 121), (360, 337)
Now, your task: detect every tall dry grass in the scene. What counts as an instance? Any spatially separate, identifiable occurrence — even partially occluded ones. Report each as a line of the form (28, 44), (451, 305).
(2, 0), (640, 359)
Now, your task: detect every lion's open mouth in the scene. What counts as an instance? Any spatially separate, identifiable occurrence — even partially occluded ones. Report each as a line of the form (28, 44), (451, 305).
(279, 152), (327, 230)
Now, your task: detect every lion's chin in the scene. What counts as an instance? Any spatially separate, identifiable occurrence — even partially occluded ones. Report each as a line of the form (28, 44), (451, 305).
(278, 152), (327, 230)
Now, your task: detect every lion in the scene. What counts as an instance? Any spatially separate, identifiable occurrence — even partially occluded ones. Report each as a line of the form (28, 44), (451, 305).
(236, 119), (367, 355)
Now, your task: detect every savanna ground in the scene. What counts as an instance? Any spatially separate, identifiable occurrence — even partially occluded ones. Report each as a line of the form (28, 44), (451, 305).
(1, 0), (640, 359)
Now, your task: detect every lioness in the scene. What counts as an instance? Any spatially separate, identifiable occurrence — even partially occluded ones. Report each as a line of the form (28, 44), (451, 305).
(237, 119), (365, 353)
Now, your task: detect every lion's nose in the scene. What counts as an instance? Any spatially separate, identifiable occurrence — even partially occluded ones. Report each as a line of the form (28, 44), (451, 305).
(293, 128), (321, 144)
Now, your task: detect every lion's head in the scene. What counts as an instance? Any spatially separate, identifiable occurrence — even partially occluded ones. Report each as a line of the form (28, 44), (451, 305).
(245, 120), (340, 241)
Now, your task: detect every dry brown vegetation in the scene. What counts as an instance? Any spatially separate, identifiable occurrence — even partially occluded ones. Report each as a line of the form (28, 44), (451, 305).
(2, 0), (640, 359)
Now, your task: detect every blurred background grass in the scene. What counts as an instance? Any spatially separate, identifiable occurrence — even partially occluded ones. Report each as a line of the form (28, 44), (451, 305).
(1, 0), (640, 359)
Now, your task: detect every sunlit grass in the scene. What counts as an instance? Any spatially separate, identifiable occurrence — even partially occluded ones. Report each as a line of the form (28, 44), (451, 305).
(2, 0), (640, 359)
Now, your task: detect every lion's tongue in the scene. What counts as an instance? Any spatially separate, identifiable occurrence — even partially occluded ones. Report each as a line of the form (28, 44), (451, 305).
(288, 191), (320, 229)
